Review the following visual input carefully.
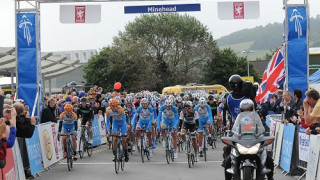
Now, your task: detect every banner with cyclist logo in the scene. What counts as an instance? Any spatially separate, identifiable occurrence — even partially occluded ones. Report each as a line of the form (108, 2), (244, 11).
(92, 115), (102, 146)
(0, 148), (16, 180)
(280, 124), (295, 172)
(38, 123), (58, 168)
(98, 115), (107, 144)
(25, 127), (43, 175)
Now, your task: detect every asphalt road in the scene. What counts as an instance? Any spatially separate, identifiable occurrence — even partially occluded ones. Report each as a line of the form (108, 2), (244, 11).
(35, 140), (298, 180)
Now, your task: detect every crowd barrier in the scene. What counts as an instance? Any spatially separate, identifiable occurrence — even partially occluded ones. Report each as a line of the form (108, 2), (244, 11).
(2, 114), (106, 180)
(267, 114), (320, 180)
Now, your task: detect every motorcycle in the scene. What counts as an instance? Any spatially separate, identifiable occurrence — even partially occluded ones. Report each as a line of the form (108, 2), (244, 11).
(221, 112), (274, 180)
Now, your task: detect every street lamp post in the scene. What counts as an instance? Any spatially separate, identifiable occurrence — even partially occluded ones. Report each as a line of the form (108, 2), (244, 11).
(241, 50), (254, 76)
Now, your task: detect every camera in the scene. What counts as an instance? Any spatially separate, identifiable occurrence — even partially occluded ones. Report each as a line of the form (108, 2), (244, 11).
(5, 109), (11, 114)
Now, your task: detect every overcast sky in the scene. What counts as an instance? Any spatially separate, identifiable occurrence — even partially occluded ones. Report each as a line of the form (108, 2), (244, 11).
(0, 0), (319, 52)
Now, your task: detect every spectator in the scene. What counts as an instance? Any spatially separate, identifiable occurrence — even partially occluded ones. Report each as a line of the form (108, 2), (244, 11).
(303, 89), (320, 135)
(72, 96), (79, 106)
(273, 89), (283, 113)
(280, 91), (295, 124)
(40, 98), (58, 124)
(293, 88), (303, 116)
(13, 103), (36, 138)
(2, 105), (17, 148)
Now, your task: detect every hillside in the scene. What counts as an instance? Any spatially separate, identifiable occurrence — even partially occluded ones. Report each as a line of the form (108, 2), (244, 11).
(217, 15), (320, 60)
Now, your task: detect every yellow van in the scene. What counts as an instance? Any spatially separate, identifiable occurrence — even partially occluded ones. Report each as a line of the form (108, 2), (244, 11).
(162, 84), (228, 95)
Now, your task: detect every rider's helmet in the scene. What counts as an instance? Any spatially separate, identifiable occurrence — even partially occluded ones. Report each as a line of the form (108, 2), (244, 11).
(80, 97), (87, 103)
(176, 96), (183, 103)
(109, 99), (119, 106)
(165, 99), (173, 106)
(64, 103), (73, 112)
(140, 98), (149, 104)
(229, 74), (243, 90)
(239, 99), (255, 111)
(199, 97), (207, 106)
(184, 101), (193, 108)
(125, 96), (133, 104)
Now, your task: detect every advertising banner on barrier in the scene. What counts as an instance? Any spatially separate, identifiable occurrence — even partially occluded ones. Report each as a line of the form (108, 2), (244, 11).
(298, 126), (309, 162)
(0, 149), (16, 180)
(280, 124), (296, 172)
(54, 123), (64, 160)
(13, 141), (26, 180)
(92, 116), (101, 146)
(38, 123), (58, 168)
(274, 123), (284, 166)
(98, 115), (107, 144)
(306, 135), (320, 180)
(267, 119), (277, 151)
(25, 127), (43, 176)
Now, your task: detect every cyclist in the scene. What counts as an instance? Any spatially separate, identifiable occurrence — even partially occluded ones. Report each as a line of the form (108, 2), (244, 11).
(106, 99), (129, 162)
(179, 101), (199, 161)
(58, 104), (78, 160)
(157, 99), (179, 158)
(77, 97), (94, 144)
(132, 98), (154, 157)
(194, 97), (213, 157)
(124, 96), (136, 152)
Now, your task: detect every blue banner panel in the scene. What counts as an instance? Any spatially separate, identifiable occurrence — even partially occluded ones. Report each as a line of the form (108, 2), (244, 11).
(17, 13), (40, 117)
(25, 128), (43, 175)
(287, 6), (308, 96)
(280, 124), (296, 172)
(125, 4), (201, 14)
(92, 116), (102, 146)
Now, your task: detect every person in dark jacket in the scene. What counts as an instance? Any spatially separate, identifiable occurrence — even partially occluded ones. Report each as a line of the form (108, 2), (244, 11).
(13, 103), (36, 138)
(41, 98), (58, 124)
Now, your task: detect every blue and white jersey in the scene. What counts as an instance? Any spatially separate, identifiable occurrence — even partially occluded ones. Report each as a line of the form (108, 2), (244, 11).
(194, 104), (213, 123)
(135, 105), (153, 121)
(157, 105), (179, 129)
(227, 94), (246, 121)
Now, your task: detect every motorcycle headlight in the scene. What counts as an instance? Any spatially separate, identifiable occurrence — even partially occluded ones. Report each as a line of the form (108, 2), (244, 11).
(236, 143), (260, 155)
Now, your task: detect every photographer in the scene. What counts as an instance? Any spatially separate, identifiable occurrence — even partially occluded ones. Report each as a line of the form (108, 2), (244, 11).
(13, 103), (36, 138)
(2, 104), (17, 148)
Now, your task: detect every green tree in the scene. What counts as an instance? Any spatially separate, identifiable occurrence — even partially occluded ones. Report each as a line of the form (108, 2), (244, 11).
(203, 48), (260, 89)
(84, 13), (220, 92)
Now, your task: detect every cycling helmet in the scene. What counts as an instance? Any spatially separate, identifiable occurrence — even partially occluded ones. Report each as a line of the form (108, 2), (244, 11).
(168, 95), (175, 103)
(80, 97), (87, 103)
(184, 101), (193, 108)
(240, 99), (254, 111)
(64, 103), (73, 112)
(229, 74), (243, 90)
(253, 82), (259, 87)
(199, 97), (207, 106)
(109, 99), (119, 106)
(140, 98), (149, 104)
(176, 96), (183, 103)
(125, 96), (133, 104)
(136, 92), (143, 99)
(208, 95), (214, 100)
(165, 99), (173, 106)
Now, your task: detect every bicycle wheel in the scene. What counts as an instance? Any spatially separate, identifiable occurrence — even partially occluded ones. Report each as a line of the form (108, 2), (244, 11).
(115, 143), (120, 174)
(166, 150), (170, 164)
(67, 155), (71, 171)
(140, 137), (144, 163)
(146, 148), (150, 161)
(203, 135), (207, 162)
(187, 140), (191, 168)
(87, 142), (93, 157)
(79, 137), (85, 159)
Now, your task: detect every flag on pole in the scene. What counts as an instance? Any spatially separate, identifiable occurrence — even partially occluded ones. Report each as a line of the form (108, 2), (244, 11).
(255, 48), (285, 104)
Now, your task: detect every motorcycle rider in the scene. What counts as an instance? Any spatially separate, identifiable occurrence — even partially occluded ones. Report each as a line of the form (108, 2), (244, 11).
(224, 99), (274, 180)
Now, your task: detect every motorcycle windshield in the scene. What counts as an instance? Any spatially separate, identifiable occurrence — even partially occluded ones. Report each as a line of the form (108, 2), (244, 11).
(231, 112), (265, 136)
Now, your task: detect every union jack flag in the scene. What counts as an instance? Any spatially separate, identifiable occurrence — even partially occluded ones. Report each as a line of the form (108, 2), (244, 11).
(255, 48), (285, 104)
